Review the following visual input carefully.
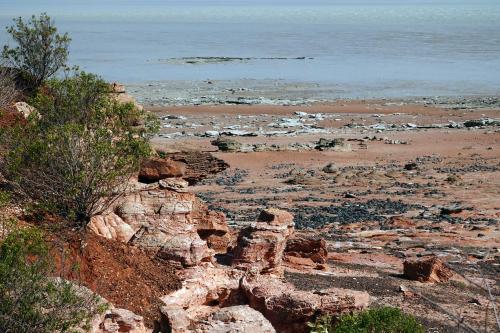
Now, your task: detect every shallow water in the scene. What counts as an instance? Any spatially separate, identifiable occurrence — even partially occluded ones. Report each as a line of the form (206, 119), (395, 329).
(1, 0), (499, 98)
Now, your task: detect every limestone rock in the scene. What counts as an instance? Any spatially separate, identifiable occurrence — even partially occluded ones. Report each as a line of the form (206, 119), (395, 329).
(160, 266), (245, 332)
(88, 213), (135, 243)
(241, 273), (369, 333)
(194, 305), (276, 333)
(403, 257), (454, 283)
(94, 308), (149, 333)
(159, 178), (189, 192)
(89, 181), (226, 268)
(139, 158), (186, 183)
(157, 233), (213, 268)
(14, 101), (38, 119)
(232, 208), (294, 273)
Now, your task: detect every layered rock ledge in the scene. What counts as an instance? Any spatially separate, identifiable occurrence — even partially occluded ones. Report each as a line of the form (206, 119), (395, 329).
(87, 162), (370, 333)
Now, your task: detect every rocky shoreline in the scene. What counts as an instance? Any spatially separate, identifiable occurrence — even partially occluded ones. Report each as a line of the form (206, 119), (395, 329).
(126, 79), (500, 108)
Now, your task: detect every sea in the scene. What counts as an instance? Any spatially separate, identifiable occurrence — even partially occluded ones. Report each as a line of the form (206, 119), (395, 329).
(1, 0), (500, 100)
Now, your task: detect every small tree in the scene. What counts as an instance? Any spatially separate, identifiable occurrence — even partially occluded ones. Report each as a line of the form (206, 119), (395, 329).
(1, 72), (158, 225)
(2, 13), (70, 92)
(0, 227), (105, 332)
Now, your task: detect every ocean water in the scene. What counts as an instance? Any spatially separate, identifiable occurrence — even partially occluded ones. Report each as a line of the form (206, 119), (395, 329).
(1, 0), (500, 98)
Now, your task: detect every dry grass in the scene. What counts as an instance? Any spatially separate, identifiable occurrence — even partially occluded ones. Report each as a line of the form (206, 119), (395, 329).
(0, 66), (18, 111)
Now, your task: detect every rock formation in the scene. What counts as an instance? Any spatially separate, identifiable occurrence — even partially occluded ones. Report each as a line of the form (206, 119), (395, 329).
(88, 173), (370, 333)
(241, 272), (370, 333)
(403, 257), (454, 283)
(284, 233), (328, 270)
(93, 308), (149, 333)
(138, 158), (186, 183)
(89, 179), (230, 268)
(232, 208), (294, 274)
(168, 151), (229, 185)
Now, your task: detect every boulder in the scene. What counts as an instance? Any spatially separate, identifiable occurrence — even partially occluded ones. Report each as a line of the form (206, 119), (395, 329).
(315, 138), (351, 152)
(403, 257), (454, 283)
(194, 305), (276, 333)
(94, 308), (149, 333)
(157, 233), (213, 268)
(159, 178), (189, 192)
(232, 209), (294, 274)
(88, 213), (135, 243)
(159, 266), (245, 332)
(322, 163), (338, 173)
(138, 158), (186, 183)
(211, 137), (242, 152)
(168, 151), (229, 185)
(89, 181), (225, 268)
(14, 101), (38, 119)
(285, 234), (328, 264)
(241, 273), (369, 333)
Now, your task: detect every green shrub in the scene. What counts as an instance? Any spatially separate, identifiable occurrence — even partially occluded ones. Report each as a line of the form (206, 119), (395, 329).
(2, 13), (70, 92)
(0, 227), (105, 332)
(309, 307), (425, 333)
(1, 72), (158, 224)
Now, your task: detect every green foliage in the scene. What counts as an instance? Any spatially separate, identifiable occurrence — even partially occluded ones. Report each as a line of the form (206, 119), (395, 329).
(1, 72), (158, 224)
(2, 13), (71, 91)
(309, 307), (425, 333)
(0, 227), (105, 332)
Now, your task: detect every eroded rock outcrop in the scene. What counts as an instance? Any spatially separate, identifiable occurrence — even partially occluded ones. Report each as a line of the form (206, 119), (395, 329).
(285, 234), (328, 265)
(89, 180), (230, 268)
(168, 151), (229, 185)
(93, 308), (149, 333)
(403, 257), (454, 283)
(232, 208), (294, 274)
(241, 272), (369, 333)
(159, 265), (245, 332)
(194, 305), (276, 333)
(89, 182), (369, 333)
(138, 158), (186, 183)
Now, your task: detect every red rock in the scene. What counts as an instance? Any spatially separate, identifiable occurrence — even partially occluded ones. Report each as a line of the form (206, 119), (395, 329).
(403, 257), (454, 283)
(241, 273), (369, 333)
(89, 180), (226, 269)
(168, 151), (229, 185)
(138, 158), (186, 183)
(285, 234), (328, 264)
(192, 198), (231, 254)
(232, 208), (294, 274)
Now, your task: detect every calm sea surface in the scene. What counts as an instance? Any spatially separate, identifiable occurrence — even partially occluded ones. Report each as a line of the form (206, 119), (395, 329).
(1, 0), (499, 98)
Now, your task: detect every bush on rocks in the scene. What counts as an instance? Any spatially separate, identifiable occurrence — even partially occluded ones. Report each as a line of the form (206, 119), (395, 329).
(0, 72), (158, 225)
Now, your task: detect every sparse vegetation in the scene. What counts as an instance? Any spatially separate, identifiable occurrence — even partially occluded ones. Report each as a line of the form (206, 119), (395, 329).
(0, 226), (106, 332)
(0, 66), (18, 110)
(308, 307), (425, 333)
(2, 13), (70, 92)
(0, 72), (158, 225)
